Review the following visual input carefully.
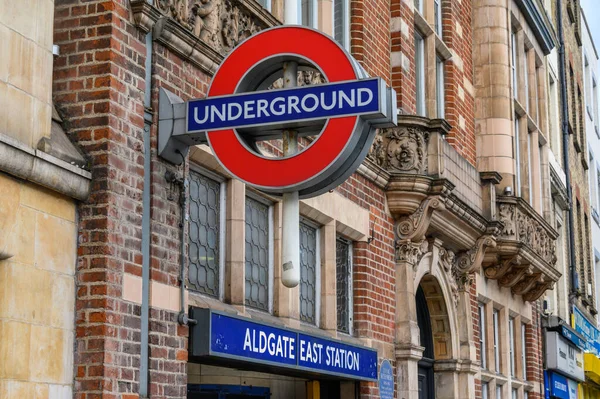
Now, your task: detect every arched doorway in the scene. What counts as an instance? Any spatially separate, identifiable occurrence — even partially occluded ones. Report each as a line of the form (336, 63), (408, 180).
(416, 273), (454, 399)
(416, 285), (434, 399)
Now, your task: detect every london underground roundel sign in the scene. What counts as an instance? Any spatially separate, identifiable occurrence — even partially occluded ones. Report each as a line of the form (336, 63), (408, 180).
(158, 26), (397, 198)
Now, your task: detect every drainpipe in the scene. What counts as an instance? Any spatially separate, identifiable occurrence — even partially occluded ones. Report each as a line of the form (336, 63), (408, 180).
(140, 0), (154, 396)
(556, 1), (578, 296)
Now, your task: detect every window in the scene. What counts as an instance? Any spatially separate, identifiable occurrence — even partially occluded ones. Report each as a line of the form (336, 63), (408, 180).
(524, 391), (528, 399)
(188, 170), (225, 297)
(256, 0), (271, 11)
(511, 388), (517, 399)
(585, 54), (592, 116)
(414, 0), (423, 14)
(496, 385), (502, 399)
(593, 77), (599, 128)
(333, 0), (350, 49)
(527, 132), (533, 204)
(493, 309), (500, 373)
(436, 56), (445, 118)
(509, 317), (515, 377)
(415, 32), (426, 116)
(479, 304), (487, 369)
(511, 33), (518, 99)
(548, 73), (560, 157)
(591, 152), (597, 211)
(539, 143), (544, 213)
(521, 323), (527, 379)
(434, 0), (442, 35)
(301, 0), (317, 27)
(245, 196), (272, 311)
(515, 115), (522, 196)
(523, 49), (529, 111)
(482, 382), (488, 399)
(336, 237), (352, 334)
(300, 221), (319, 324)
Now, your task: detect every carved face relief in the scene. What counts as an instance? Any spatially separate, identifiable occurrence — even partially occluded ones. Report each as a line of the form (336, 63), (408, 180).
(367, 127), (428, 173)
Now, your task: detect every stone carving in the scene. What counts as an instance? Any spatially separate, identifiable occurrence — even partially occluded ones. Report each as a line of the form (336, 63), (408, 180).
(269, 71), (326, 90)
(438, 247), (460, 306)
(498, 203), (515, 236)
(155, 0), (265, 55)
(512, 273), (543, 296)
(484, 255), (521, 280)
(497, 202), (557, 266)
(523, 280), (554, 302)
(454, 235), (496, 276)
(396, 196), (445, 242)
(498, 265), (533, 288)
(368, 127), (429, 173)
(396, 239), (429, 266)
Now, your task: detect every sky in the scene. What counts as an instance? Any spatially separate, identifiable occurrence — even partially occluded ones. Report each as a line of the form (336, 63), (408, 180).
(581, 0), (600, 63)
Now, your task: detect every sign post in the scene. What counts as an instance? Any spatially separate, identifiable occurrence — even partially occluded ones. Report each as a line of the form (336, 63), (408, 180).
(158, 25), (397, 288)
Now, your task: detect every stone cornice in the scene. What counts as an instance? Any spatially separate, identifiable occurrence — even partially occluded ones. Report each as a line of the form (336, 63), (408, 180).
(0, 133), (91, 201)
(514, 0), (556, 55)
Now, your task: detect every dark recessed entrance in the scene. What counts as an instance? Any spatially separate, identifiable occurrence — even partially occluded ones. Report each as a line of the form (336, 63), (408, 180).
(416, 285), (434, 399)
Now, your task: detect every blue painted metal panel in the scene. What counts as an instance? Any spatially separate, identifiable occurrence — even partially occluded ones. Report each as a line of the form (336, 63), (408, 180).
(186, 78), (382, 132)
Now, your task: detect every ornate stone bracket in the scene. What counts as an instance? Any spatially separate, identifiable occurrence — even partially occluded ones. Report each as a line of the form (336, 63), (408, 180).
(523, 280), (555, 302)
(512, 273), (543, 296)
(498, 265), (533, 288)
(454, 235), (496, 276)
(483, 255), (521, 280)
(396, 196), (446, 242)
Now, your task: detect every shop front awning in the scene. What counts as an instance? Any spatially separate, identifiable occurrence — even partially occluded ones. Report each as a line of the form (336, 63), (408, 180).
(584, 353), (600, 385)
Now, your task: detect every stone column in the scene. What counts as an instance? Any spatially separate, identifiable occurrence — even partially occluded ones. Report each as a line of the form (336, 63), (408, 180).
(225, 179), (245, 305)
(395, 239), (426, 399)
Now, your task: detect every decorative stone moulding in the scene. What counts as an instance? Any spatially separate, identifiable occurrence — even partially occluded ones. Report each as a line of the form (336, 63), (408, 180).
(130, 0), (280, 74)
(482, 195), (560, 302)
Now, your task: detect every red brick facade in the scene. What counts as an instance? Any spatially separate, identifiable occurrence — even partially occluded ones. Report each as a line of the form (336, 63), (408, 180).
(52, 0), (548, 398)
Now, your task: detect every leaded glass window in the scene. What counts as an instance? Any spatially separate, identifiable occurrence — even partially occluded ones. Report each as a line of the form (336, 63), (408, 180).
(300, 222), (317, 324)
(188, 171), (221, 296)
(336, 238), (351, 334)
(245, 197), (270, 311)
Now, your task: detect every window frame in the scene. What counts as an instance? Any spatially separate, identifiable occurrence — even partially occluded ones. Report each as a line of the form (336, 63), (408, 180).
(482, 382), (488, 399)
(300, 0), (318, 28)
(336, 236), (353, 335)
(511, 32), (518, 99)
(509, 317), (515, 377)
(414, 31), (426, 117)
(244, 191), (275, 313)
(514, 115), (522, 197)
(523, 48), (529, 112)
(299, 218), (321, 326)
(436, 55), (445, 118)
(434, 0), (442, 36)
(493, 308), (500, 373)
(479, 303), (487, 370)
(187, 164), (227, 301)
(332, 0), (350, 50)
(521, 323), (527, 379)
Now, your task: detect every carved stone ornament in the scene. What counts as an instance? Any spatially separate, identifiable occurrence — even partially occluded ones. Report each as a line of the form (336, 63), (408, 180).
(396, 196), (446, 242)
(269, 71), (326, 89)
(449, 235), (496, 292)
(367, 126), (429, 173)
(523, 280), (554, 302)
(438, 247), (459, 306)
(396, 239), (429, 266)
(497, 202), (557, 266)
(483, 255), (521, 280)
(454, 235), (496, 276)
(155, 0), (268, 55)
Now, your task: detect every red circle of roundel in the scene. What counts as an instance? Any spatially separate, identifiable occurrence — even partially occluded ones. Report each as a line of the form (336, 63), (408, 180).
(206, 26), (359, 192)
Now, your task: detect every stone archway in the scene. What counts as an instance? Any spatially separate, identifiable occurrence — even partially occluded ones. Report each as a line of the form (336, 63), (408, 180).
(395, 240), (476, 399)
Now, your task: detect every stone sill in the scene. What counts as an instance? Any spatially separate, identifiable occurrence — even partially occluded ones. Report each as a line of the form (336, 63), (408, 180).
(0, 132), (91, 201)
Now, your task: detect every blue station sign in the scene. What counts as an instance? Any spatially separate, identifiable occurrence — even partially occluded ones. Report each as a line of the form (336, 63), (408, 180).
(186, 78), (387, 133)
(188, 308), (378, 381)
